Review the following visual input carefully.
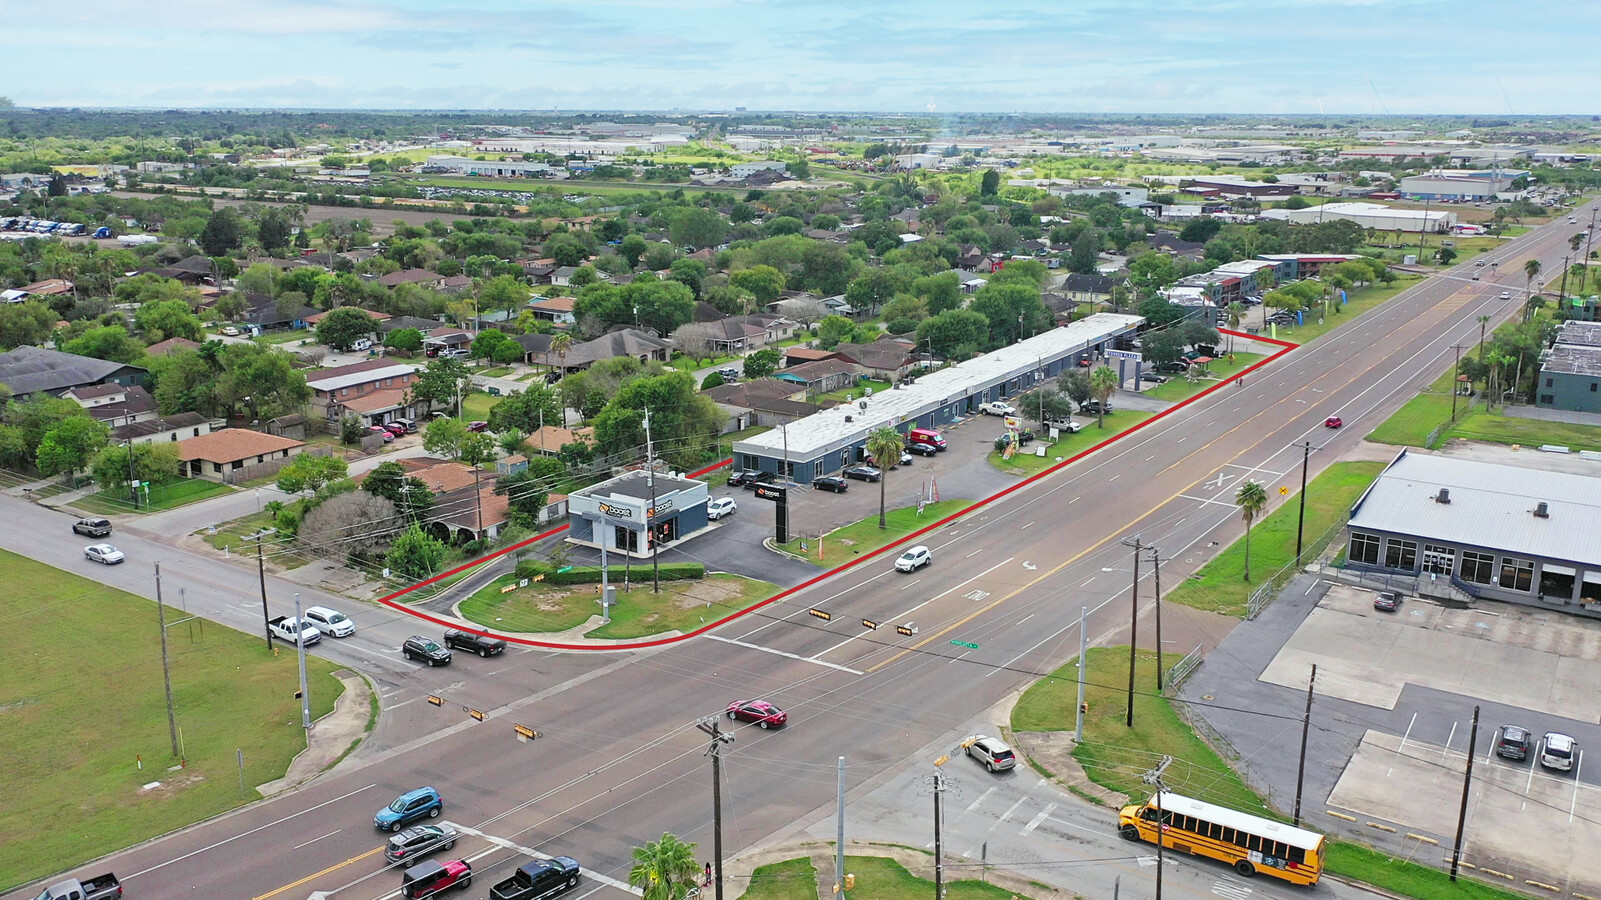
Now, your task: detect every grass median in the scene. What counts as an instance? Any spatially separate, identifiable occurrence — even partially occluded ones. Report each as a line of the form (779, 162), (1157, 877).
(988, 412), (1154, 475)
(459, 571), (779, 639)
(0, 548), (343, 890)
(1139, 352), (1265, 403)
(774, 499), (972, 566)
(1162, 460), (1386, 617)
(1260, 274), (1424, 346)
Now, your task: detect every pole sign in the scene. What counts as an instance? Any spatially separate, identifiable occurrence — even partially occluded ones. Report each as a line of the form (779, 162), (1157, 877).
(1106, 349), (1142, 363)
(754, 484), (788, 502)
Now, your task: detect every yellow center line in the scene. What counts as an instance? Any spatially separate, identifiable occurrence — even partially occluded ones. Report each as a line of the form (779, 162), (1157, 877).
(252, 847), (383, 900)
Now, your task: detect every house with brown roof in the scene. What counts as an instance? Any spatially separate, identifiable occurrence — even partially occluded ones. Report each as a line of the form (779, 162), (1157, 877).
(775, 358), (859, 394)
(177, 428), (305, 482)
(376, 268), (445, 289)
(529, 329), (670, 373)
(62, 383), (160, 424)
(702, 314), (797, 353)
(784, 346), (837, 367)
(143, 337), (203, 357)
(527, 296), (577, 326)
(423, 326), (474, 355)
(522, 424), (593, 457)
(306, 360), (422, 425)
(369, 458), (512, 542)
(832, 339), (917, 382)
(703, 377), (819, 432)
(304, 308), (392, 328)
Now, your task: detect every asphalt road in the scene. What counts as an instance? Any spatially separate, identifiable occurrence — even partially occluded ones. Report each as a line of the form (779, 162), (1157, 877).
(7, 207), (1595, 900)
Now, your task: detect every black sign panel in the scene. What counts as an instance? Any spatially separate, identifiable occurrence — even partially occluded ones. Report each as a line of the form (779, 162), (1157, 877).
(754, 484), (788, 502)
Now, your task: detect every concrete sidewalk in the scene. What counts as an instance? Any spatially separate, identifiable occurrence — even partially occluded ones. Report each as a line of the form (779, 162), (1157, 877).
(257, 670), (374, 796)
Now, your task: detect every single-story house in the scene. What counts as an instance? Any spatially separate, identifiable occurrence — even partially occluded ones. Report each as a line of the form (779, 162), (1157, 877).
(110, 411), (213, 445)
(238, 293), (318, 332)
(1061, 273), (1118, 305)
(177, 428), (305, 481)
(532, 329), (670, 373)
(776, 358), (859, 394)
(0, 346), (148, 398)
(379, 315), (444, 335)
(528, 296), (577, 326)
(513, 332), (554, 366)
(424, 326), (474, 355)
(266, 413), (308, 440)
(63, 383), (160, 424)
(784, 347), (837, 367)
(523, 424), (593, 457)
(143, 337), (203, 358)
(833, 339), (917, 383)
(376, 268), (445, 289)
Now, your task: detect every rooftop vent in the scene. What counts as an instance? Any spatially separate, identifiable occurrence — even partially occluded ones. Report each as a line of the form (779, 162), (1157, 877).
(1435, 489), (1450, 504)
(1534, 501), (1550, 518)
(844, 415), (854, 423)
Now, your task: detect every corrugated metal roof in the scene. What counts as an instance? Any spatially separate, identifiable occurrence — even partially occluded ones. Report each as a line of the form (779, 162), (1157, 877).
(1348, 453), (1601, 566)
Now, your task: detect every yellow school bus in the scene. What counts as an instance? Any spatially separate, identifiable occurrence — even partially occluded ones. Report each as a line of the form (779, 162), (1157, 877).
(1118, 791), (1325, 885)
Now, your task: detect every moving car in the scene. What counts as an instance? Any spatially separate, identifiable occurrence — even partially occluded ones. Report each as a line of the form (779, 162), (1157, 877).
(707, 497), (738, 520)
(963, 735), (1017, 772)
(907, 441), (940, 456)
(403, 636), (453, 667)
(375, 787), (444, 832)
(1324, 416), (1343, 429)
(1497, 725), (1532, 761)
(268, 615), (322, 646)
(812, 475), (848, 493)
(72, 517), (112, 537)
(401, 859), (472, 898)
(30, 873), (122, 900)
(490, 856), (582, 900)
(1541, 732), (1577, 771)
(385, 823), (460, 866)
(1500, 291), (1512, 300)
(843, 464), (881, 482)
(1372, 592), (1401, 612)
(726, 699), (787, 729)
(444, 628), (507, 657)
(84, 544), (125, 565)
(303, 606), (355, 637)
(895, 545), (931, 572)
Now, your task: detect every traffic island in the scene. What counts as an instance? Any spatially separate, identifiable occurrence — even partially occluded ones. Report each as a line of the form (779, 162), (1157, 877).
(987, 412), (1154, 475)
(733, 848), (1067, 900)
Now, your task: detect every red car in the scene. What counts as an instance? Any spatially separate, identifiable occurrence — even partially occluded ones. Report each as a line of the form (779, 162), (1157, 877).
(467, 421), (489, 433)
(1324, 416), (1343, 429)
(726, 699), (787, 729)
(383, 422), (408, 437)
(368, 425), (396, 442)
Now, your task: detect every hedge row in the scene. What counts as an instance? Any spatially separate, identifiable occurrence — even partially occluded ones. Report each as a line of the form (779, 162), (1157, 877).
(514, 560), (705, 585)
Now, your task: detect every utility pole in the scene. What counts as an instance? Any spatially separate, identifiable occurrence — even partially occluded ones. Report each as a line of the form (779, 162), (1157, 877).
(154, 563), (178, 757)
(255, 535), (272, 650)
(1150, 548), (1163, 691)
(1450, 344), (1464, 423)
(697, 716), (734, 900)
(929, 761), (949, 900)
(1558, 253), (1572, 301)
(1293, 664), (1317, 826)
(1075, 606), (1087, 743)
(293, 593), (311, 729)
(1451, 706), (1480, 881)
(1141, 757), (1173, 900)
(1121, 535), (1144, 727)
(836, 757), (847, 900)
(1294, 441), (1311, 561)
(644, 407), (659, 593)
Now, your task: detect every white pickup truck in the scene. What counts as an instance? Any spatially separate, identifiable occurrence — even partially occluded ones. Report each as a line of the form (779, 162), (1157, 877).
(978, 401), (1016, 416)
(268, 615), (322, 646)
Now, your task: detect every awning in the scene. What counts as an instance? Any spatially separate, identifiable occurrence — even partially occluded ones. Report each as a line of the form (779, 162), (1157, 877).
(1543, 564), (1576, 577)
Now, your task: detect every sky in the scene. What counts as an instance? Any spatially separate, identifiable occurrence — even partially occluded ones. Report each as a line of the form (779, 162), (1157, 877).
(5, 0), (1596, 114)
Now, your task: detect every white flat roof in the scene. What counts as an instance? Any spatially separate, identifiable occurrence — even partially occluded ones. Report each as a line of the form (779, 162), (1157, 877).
(734, 313), (1141, 460)
(306, 364), (416, 392)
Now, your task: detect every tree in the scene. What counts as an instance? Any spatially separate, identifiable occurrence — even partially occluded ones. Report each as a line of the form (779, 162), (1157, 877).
(1088, 365), (1118, 428)
(36, 417), (110, 480)
(487, 385), (562, 434)
(629, 834), (700, 900)
(1524, 259), (1543, 319)
(700, 372), (725, 391)
(340, 415), (366, 445)
(387, 524), (447, 580)
(1234, 480), (1269, 582)
(866, 426), (905, 529)
(497, 428), (528, 456)
(670, 323), (719, 365)
(216, 342), (311, 421)
(0, 301), (59, 350)
(460, 432), (496, 469)
(200, 208), (246, 257)
(275, 454), (350, 495)
(620, 234), (648, 268)
(1179, 218), (1223, 244)
(1127, 253), (1178, 297)
(471, 328), (515, 362)
(592, 371), (722, 470)
(1143, 328), (1186, 368)
(496, 470), (549, 529)
(385, 327), (424, 353)
(798, 241), (856, 296)
(134, 299), (204, 343)
(424, 417), (470, 459)
(773, 296), (828, 325)
(816, 315), (856, 350)
(314, 307), (376, 351)
(916, 309), (989, 360)
(1181, 318), (1221, 350)
(408, 357), (473, 414)
(980, 169), (1000, 197)
(90, 442), (181, 491)
(969, 281), (1052, 348)
(743, 348), (781, 379)
(1437, 247), (1458, 266)
(300, 491), (399, 559)
(669, 207), (727, 249)
(668, 258), (707, 298)
(363, 460), (434, 522)
(256, 206), (295, 252)
(61, 325), (144, 365)
(479, 274), (532, 320)
(729, 265), (786, 305)
(1034, 390), (1077, 428)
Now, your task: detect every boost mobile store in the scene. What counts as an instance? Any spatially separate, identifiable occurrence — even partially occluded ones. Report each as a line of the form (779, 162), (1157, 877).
(567, 469), (710, 556)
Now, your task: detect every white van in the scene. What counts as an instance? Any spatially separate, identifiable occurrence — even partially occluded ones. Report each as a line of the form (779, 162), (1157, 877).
(350, 338), (374, 352)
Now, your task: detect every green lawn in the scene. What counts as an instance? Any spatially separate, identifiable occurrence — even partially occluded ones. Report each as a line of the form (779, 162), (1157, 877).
(1326, 841), (1535, 900)
(72, 478), (235, 515)
(1139, 353), (1265, 403)
(774, 499), (972, 566)
(1366, 368), (1460, 448)
(989, 412), (1154, 475)
(477, 365), (514, 377)
(1446, 407), (1601, 451)
(1163, 461), (1386, 617)
(815, 378), (892, 404)
(458, 572), (779, 639)
(841, 856), (1020, 900)
(460, 391), (500, 421)
(1260, 274), (1424, 346)
(0, 548), (344, 890)
(741, 857), (818, 900)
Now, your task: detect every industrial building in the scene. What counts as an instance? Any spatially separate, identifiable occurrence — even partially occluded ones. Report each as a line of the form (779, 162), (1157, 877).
(1345, 451), (1601, 615)
(731, 313), (1142, 483)
(425, 156), (553, 177)
(1263, 201), (1456, 233)
(1535, 321), (1601, 414)
(1399, 171), (1525, 202)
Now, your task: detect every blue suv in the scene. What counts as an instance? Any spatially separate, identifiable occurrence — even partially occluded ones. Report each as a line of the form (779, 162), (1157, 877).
(376, 787), (444, 832)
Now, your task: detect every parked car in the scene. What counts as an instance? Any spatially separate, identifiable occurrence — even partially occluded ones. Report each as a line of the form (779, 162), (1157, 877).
(1373, 592), (1401, 612)
(444, 628), (506, 658)
(889, 450), (913, 468)
(726, 699), (788, 729)
(1541, 732), (1577, 771)
(303, 606), (355, 637)
(1497, 725), (1533, 761)
(376, 787), (444, 832)
(812, 475), (849, 493)
(385, 823), (460, 866)
(467, 421), (489, 433)
(544, 371), (562, 385)
(907, 428), (946, 449)
(403, 635), (453, 667)
(717, 366), (741, 381)
(907, 441), (940, 456)
(728, 469), (773, 488)
(83, 544), (124, 565)
(369, 425), (396, 443)
(490, 857), (582, 900)
(978, 401), (1016, 416)
(1156, 361), (1188, 374)
(1082, 400), (1113, 415)
(1044, 419), (1083, 434)
(72, 517), (112, 537)
(402, 859), (472, 898)
(31, 873), (122, 900)
(895, 545), (931, 572)
(1139, 372), (1167, 384)
(844, 464), (882, 482)
(707, 497), (738, 520)
(1324, 416), (1343, 429)
(963, 735), (1017, 772)
(383, 422), (409, 437)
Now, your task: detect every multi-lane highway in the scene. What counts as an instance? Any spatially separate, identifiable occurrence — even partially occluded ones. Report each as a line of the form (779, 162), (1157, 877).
(7, 204), (1595, 900)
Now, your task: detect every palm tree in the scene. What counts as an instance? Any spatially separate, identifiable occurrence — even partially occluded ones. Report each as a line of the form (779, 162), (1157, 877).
(1523, 259), (1542, 320)
(866, 426), (905, 529)
(1088, 365), (1119, 429)
(550, 332), (573, 374)
(1476, 315), (1490, 361)
(629, 833), (700, 900)
(1235, 480), (1269, 582)
(1224, 302), (1245, 354)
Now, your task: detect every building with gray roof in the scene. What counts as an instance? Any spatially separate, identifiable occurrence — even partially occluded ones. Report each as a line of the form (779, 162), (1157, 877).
(1535, 321), (1601, 414)
(0, 346), (148, 397)
(1345, 450), (1601, 614)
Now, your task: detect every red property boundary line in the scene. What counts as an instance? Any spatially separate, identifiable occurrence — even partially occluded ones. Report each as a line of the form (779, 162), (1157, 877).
(375, 329), (1299, 651)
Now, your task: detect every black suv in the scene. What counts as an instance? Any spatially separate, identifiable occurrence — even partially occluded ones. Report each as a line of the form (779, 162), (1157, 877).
(729, 469), (775, 488)
(72, 517), (112, 537)
(1497, 724), (1532, 761)
(403, 636), (453, 667)
(444, 628), (507, 658)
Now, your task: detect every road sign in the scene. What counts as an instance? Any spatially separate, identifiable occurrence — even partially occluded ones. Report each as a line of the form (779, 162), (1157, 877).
(557, 566), (573, 573)
(1106, 349), (1142, 362)
(754, 484), (788, 502)
(950, 639), (980, 650)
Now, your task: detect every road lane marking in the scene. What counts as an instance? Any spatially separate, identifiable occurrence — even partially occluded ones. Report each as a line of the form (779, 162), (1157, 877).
(966, 786), (996, 813)
(125, 783), (378, 880)
(702, 634), (864, 675)
(733, 569), (895, 638)
(251, 846), (382, 900)
(1020, 521), (1034, 529)
(988, 798), (1025, 833)
(292, 829), (342, 850)
(382, 697), (420, 711)
(900, 578), (922, 590)
(964, 548), (985, 559)
(1021, 803), (1056, 836)
(452, 824), (643, 896)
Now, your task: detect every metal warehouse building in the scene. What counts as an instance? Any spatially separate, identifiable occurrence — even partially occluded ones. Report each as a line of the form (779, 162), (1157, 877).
(1345, 451), (1601, 615)
(731, 313), (1142, 483)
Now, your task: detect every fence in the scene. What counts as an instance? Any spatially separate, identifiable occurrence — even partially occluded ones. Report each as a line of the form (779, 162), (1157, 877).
(1423, 392), (1484, 449)
(220, 445), (332, 485)
(1164, 643), (1204, 693)
(1244, 515), (1351, 620)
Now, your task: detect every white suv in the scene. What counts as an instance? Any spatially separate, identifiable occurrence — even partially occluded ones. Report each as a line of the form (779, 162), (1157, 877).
(895, 545), (931, 572)
(963, 735), (1017, 772)
(1541, 732), (1577, 771)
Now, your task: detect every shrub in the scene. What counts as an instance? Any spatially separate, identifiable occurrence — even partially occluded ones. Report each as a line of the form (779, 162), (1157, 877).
(514, 560), (705, 584)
